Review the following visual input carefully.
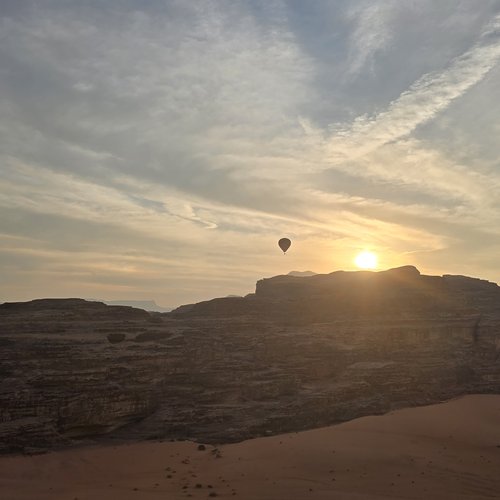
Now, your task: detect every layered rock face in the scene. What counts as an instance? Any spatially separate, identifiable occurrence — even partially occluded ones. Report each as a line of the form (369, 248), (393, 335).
(1, 268), (500, 453)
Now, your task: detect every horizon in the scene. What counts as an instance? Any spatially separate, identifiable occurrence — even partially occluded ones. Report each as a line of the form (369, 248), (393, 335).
(2, 263), (498, 309)
(2, 1), (500, 307)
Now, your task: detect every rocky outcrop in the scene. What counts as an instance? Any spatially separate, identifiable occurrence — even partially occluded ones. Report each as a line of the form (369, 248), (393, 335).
(1, 267), (500, 454)
(0, 298), (150, 321)
(171, 266), (500, 321)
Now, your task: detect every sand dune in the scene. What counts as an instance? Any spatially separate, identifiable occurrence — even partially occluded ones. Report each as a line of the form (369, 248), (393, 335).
(1, 395), (500, 500)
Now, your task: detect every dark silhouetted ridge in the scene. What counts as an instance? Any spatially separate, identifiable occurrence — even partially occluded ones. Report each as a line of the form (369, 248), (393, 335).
(170, 266), (500, 321)
(0, 298), (149, 320)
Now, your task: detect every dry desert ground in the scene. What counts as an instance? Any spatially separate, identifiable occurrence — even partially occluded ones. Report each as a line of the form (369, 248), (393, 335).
(1, 395), (500, 500)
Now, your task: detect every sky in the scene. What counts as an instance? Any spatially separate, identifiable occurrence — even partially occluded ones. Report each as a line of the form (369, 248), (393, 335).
(1, 0), (500, 307)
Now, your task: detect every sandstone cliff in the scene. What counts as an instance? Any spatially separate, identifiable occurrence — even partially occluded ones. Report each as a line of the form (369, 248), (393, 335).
(1, 268), (500, 454)
(171, 266), (500, 320)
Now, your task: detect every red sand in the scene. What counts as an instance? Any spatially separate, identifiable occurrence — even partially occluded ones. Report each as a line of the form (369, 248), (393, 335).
(1, 395), (500, 499)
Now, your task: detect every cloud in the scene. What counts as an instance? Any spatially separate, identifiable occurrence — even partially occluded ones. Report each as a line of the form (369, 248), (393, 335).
(345, 0), (396, 75)
(327, 13), (500, 162)
(305, 9), (500, 238)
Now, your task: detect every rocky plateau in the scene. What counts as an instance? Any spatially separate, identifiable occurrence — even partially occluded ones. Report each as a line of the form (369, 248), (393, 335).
(1, 266), (500, 454)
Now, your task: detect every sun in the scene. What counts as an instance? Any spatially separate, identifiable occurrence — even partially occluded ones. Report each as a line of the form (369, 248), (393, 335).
(354, 251), (378, 270)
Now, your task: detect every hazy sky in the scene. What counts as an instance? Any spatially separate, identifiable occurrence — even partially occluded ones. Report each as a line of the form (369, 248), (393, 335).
(1, 0), (500, 307)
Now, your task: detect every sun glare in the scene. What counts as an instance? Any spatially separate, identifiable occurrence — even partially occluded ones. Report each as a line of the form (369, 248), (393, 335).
(354, 251), (378, 270)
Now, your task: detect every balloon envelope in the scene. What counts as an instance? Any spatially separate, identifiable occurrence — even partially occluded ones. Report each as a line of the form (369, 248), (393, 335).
(278, 238), (291, 253)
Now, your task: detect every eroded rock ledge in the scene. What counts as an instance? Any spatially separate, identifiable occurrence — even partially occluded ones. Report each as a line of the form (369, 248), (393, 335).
(1, 267), (500, 454)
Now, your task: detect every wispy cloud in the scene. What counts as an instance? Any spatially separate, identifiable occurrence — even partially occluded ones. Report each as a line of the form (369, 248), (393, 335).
(328, 13), (500, 161)
(346, 1), (396, 76)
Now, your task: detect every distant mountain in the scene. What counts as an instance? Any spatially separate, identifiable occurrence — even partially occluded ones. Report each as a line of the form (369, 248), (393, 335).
(102, 300), (172, 312)
(287, 270), (317, 277)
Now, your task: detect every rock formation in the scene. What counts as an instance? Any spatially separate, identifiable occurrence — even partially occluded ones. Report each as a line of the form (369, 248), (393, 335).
(171, 266), (500, 320)
(1, 267), (500, 454)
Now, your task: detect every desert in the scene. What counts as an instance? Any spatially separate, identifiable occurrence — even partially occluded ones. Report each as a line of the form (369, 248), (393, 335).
(1, 395), (500, 500)
(3, 3), (500, 498)
(2, 268), (500, 499)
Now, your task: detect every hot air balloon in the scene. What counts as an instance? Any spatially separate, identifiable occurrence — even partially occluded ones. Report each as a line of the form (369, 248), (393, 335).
(278, 238), (291, 254)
